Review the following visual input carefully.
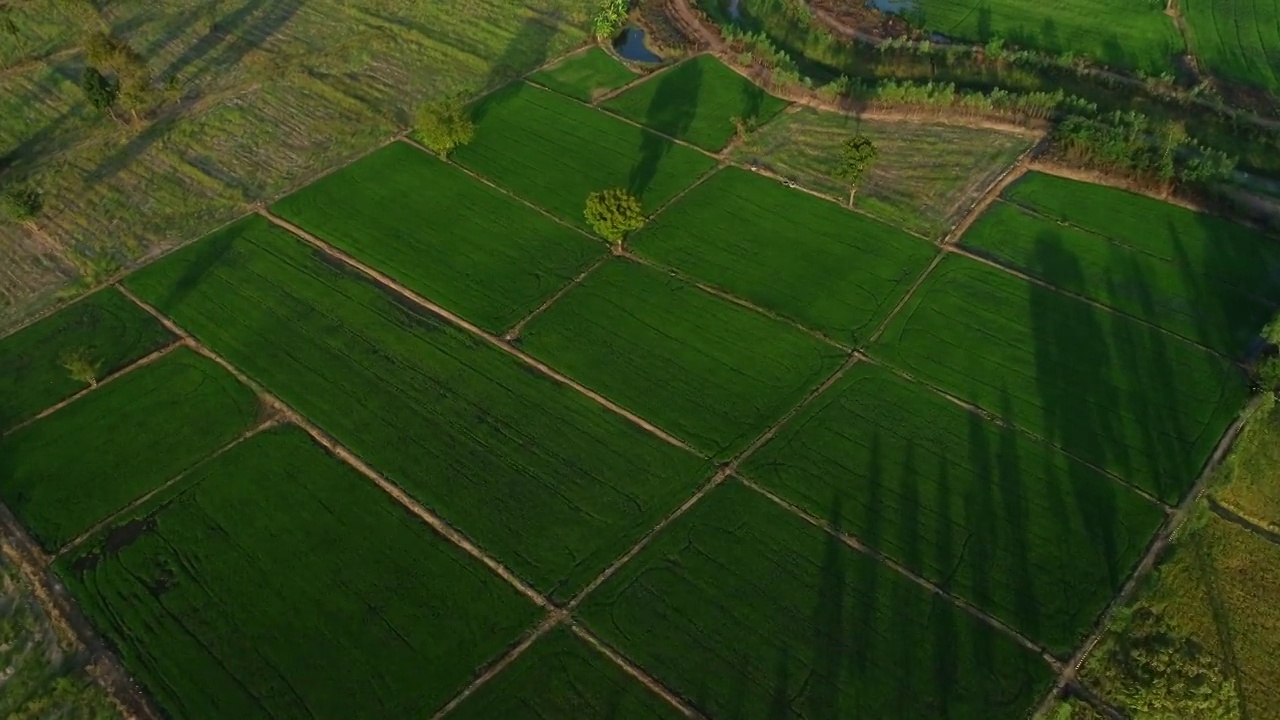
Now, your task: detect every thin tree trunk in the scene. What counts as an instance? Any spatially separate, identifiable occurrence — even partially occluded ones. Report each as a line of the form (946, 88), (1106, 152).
(848, 186), (856, 208)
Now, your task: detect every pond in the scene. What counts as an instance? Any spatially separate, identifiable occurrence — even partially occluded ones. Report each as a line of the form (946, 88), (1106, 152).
(866, 0), (919, 12)
(613, 26), (663, 64)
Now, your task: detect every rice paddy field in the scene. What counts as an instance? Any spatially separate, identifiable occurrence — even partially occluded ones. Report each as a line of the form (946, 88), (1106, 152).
(527, 46), (640, 102)
(1182, 0), (1280, 92)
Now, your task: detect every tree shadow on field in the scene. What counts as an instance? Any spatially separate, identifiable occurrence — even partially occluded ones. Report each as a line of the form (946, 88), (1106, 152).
(630, 59), (702, 200)
(806, 497), (846, 720)
(156, 224), (235, 312)
(975, 5), (993, 43)
(470, 13), (563, 124)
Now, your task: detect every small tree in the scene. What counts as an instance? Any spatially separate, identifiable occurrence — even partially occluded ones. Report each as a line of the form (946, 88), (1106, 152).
(584, 188), (644, 246)
(81, 65), (119, 118)
(59, 347), (101, 387)
(81, 31), (153, 121)
(833, 134), (878, 207)
(414, 96), (475, 157)
(0, 183), (40, 224)
(592, 0), (628, 41)
(1259, 356), (1280, 394)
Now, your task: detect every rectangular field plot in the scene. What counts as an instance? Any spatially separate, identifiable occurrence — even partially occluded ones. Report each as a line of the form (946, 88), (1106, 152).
(0, 287), (173, 430)
(520, 259), (845, 459)
(449, 626), (681, 719)
(631, 167), (936, 343)
(527, 46), (639, 102)
(579, 480), (1054, 720)
(0, 346), (260, 551)
(123, 217), (711, 601)
(872, 255), (1248, 503)
(271, 142), (604, 333)
(743, 362), (1165, 654)
(58, 424), (539, 720)
(1183, 0), (1280, 92)
(452, 83), (718, 230)
(601, 54), (789, 151)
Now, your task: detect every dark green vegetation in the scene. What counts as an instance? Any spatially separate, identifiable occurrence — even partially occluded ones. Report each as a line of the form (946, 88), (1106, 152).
(271, 142), (603, 332)
(520, 259), (845, 459)
(579, 479), (1054, 720)
(527, 46), (639, 102)
(0, 288), (172, 431)
(872, 254), (1248, 503)
(743, 362), (1165, 654)
(452, 82), (718, 229)
(1183, 0), (1280, 92)
(58, 425), (539, 720)
(631, 168), (936, 343)
(123, 218), (710, 601)
(0, 347), (259, 551)
(448, 626), (681, 719)
(601, 54), (789, 151)
(1212, 397), (1280, 530)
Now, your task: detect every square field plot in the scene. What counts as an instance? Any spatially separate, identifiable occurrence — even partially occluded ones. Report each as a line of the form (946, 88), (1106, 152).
(602, 54), (789, 151)
(449, 626), (681, 719)
(527, 46), (639, 102)
(123, 217), (711, 601)
(452, 82), (718, 231)
(743, 361), (1165, 654)
(519, 259), (846, 459)
(270, 141), (603, 333)
(579, 480), (1054, 720)
(0, 287), (173, 431)
(58, 425), (539, 720)
(872, 254), (1248, 503)
(0, 347), (259, 551)
(1182, 0), (1280, 92)
(631, 167), (936, 344)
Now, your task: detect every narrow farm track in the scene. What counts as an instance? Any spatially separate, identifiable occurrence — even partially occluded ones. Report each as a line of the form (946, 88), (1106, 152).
(570, 624), (705, 718)
(430, 613), (568, 719)
(942, 143), (1043, 245)
(502, 255), (611, 340)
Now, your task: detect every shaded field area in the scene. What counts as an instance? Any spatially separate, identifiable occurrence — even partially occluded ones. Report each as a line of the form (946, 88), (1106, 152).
(0, 346), (259, 551)
(57, 424), (539, 720)
(520, 259), (845, 459)
(452, 82), (718, 230)
(743, 361), (1165, 655)
(579, 479), (1055, 720)
(1211, 397), (1280, 532)
(122, 217), (711, 601)
(449, 626), (681, 719)
(271, 141), (604, 333)
(1183, 0), (1280, 92)
(631, 167), (936, 344)
(729, 108), (1034, 238)
(601, 54), (789, 151)
(872, 254), (1248, 503)
(0, 287), (173, 431)
(527, 46), (639, 102)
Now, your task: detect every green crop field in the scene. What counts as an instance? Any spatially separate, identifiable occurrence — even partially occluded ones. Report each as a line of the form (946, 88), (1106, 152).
(897, 0), (1182, 74)
(961, 200), (1277, 356)
(1211, 398), (1280, 531)
(872, 254), (1248, 503)
(271, 141), (604, 332)
(0, 347), (259, 551)
(58, 424), (539, 720)
(1183, 0), (1280, 92)
(520, 259), (845, 459)
(123, 217), (710, 601)
(601, 54), (790, 151)
(729, 107), (1035, 238)
(452, 82), (718, 230)
(579, 479), (1054, 719)
(527, 46), (640, 101)
(0, 288), (173, 431)
(743, 361), (1165, 654)
(449, 626), (681, 719)
(631, 167), (937, 343)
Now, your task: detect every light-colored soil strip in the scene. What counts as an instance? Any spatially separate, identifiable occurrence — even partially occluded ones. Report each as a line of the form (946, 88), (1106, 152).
(429, 611), (567, 719)
(642, 159), (726, 220)
(864, 249), (947, 346)
(2, 340), (184, 437)
(569, 623), (704, 718)
(941, 143), (1042, 245)
(502, 256), (611, 341)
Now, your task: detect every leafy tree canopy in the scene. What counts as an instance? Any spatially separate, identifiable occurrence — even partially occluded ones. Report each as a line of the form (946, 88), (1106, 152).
(414, 96), (475, 157)
(834, 134), (878, 185)
(584, 188), (645, 244)
(592, 0), (629, 41)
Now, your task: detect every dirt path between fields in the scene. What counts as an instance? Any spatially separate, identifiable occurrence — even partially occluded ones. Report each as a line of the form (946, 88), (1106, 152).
(503, 255), (611, 340)
(942, 140), (1044, 245)
(572, 624), (705, 717)
(1208, 497), (1280, 547)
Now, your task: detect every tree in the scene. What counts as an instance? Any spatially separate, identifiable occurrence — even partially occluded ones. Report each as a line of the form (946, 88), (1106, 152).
(584, 188), (644, 245)
(414, 96), (475, 157)
(592, 0), (628, 41)
(0, 182), (40, 224)
(59, 347), (100, 387)
(833, 134), (878, 207)
(1259, 356), (1280, 394)
(81, 65), (119, 118)
(81, 31), (152, 120)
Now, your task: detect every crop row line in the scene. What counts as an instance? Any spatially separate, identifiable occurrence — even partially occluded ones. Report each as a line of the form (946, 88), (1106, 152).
(503, 255), (612, 340)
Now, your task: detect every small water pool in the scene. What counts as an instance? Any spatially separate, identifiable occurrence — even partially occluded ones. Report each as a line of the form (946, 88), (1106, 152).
(867, 0), (919, 13)
(613, 26), (663, 64)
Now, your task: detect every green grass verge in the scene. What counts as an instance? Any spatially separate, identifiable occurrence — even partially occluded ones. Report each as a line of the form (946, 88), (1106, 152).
(520, 259), (845, 459)
(1183, 0), (1280, 92)
(270, 142), (604, 333)
(631, 167), (937, 344)
(579, 479), (1055, 719)
(0, 288), (173, 431)
(527, 46), (640, 102)
(743, 361), (1165, 654)
(122, 217), (711, 601)
(57, 424), (539, 719)
(1211, 395), (1280, 532)
(0, 347), (259, 551)
(601, 54), (789, 151)
(452, 82), (718, 231)
(961, 201), (1276, 357)
(449, 626), (681, 719)
(872, 254), (1249, 503)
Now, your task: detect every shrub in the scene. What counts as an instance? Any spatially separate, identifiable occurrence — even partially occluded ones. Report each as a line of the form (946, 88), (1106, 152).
(593, 0), (629, 41)
(0, 183), (41, 223)
(59, 347), (101, 387)
(584, 188), (644, 245)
